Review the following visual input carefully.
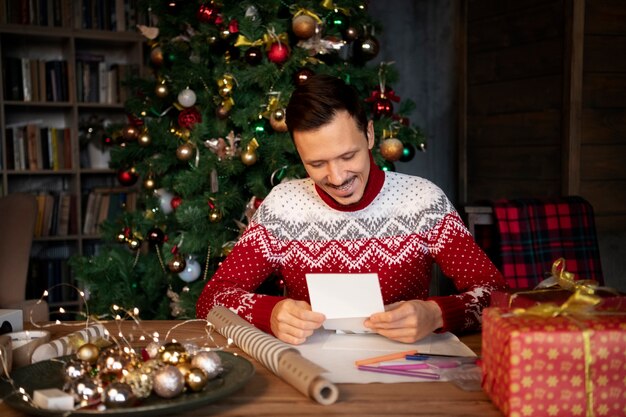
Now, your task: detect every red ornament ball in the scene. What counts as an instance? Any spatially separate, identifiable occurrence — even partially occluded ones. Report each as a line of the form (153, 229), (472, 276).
(267, 42), (290, 64)
(147, 227), (165, 245)
(197, 3), (219, 24)
(372, 98), (394, 119)
(117, 168), (138, 186)
(178, 107), (202, 130)
(170, 196), (183, 210)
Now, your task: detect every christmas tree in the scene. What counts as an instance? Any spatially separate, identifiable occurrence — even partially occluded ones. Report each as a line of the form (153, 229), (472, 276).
(70, 0), (426, 319)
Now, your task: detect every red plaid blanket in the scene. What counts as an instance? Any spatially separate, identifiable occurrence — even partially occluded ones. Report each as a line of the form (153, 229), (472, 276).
(492, 196), (604, 289)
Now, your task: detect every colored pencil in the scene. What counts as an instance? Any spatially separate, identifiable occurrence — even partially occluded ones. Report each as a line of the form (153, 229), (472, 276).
(354, 349), (418, 366)
(357, 365), (441, 380)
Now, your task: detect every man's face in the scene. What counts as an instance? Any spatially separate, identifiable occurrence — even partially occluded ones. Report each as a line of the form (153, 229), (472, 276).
(293, 110), (374, 206)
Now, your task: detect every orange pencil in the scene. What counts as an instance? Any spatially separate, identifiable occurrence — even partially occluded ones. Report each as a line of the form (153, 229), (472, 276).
(354, 350), (418, 366)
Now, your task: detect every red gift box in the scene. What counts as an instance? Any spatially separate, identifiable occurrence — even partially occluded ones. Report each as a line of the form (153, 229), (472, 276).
(481, 307), (626, 417)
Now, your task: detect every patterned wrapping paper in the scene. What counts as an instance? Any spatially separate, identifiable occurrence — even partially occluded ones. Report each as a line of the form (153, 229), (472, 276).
(481, 308), (626, 417)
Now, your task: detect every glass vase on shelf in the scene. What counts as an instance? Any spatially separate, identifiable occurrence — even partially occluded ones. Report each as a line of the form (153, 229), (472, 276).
(79, 114), (114, 170)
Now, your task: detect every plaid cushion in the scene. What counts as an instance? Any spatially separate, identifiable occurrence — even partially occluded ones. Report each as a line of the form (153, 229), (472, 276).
(492, 196), (604, 289)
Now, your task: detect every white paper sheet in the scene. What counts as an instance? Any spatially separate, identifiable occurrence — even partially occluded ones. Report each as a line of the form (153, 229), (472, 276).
(295, 330), (477, 384)
(305, 273), (384, 333)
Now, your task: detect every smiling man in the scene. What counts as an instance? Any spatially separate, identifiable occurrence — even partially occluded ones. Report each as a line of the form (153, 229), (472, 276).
(196, 74), (507, 345)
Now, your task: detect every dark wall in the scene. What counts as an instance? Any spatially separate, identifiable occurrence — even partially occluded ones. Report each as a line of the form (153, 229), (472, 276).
(369, 0), (460, 203)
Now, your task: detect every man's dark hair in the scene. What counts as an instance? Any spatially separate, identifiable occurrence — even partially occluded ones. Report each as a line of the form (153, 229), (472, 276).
(285, 74), (368, 137)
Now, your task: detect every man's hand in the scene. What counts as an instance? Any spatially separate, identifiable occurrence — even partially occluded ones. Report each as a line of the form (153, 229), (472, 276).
(363, 300), (443, 343)
(270, 299), (325, 345)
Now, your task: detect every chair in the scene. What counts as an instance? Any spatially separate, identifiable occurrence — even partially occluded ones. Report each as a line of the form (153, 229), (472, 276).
(466, 196), (604, 289)
(0, 193), (49, 322)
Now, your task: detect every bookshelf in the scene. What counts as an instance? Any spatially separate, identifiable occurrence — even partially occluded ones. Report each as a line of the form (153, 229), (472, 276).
(0, 0), (144, 317)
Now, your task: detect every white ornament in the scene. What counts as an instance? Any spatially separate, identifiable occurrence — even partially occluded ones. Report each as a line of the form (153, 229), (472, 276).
(156, 189), (174, 214)
(178, 255), (201, 282)
(177, 88), (197, 108)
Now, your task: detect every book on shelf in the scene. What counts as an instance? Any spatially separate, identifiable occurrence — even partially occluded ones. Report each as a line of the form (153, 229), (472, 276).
(82, 187), (138, 235)
(4, 123), (72, 171)
(33, 191), (75, 238)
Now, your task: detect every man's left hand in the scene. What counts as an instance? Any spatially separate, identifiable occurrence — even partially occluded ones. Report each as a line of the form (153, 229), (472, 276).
(363, 300), (443, 343)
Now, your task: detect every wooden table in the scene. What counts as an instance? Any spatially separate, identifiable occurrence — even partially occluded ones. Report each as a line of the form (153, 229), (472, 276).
(1, 321), (503, 417)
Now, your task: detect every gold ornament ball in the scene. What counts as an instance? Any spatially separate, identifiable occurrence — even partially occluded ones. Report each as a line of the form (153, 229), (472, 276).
(116, 232), (126, 243)
(292, 14), (317, 39)
(186, 367), (209, 392)
(143, 176), (156, 190)
(155, 83), (169, 98)
(76, 343), (100, 364)
(168, 253), (186, 273)
(127, 238), (141, 251)
(138, 132), (151, 147)
(215, 102), (232, 119)
(176, 362), (192, 378)
(209, 208), (222, 223)
(103, 382), (136, 408)
(159, 342), (188, 365)
(240, 148), (257, 166)
(150, 46), (164, 66)
(121, 368), (154, 399)
(270, 108), (288, 132)
(379, 138), (404, 162)
(70, 376), (101, 406)
(176, 142), (194, 161)
(153, 365), (185, 399)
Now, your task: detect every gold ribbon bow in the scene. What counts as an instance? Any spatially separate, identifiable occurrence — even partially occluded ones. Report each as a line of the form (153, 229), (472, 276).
(321, 0), (351, 15)
(293, 7), (323, 24)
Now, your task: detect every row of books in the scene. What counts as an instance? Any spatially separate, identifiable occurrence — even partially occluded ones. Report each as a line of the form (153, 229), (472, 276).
(82, 187), (138, 235)
(34, 192), (78, 238)
(0, 0), (142, 31)
(4, 124), (72, 171)
(76, 53), (134, 104)
(3, 57), (68, 102)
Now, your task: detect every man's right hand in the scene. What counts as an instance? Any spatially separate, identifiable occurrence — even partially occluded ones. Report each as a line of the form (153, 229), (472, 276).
(270, 299), (325, 345)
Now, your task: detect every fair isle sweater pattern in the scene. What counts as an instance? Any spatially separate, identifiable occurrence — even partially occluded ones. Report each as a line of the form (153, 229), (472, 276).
(196, 171), (506, 335)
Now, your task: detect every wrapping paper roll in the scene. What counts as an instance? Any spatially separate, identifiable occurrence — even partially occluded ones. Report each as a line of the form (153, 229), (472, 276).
(31, 323), (108, 363)
(207, 306), (339, 405)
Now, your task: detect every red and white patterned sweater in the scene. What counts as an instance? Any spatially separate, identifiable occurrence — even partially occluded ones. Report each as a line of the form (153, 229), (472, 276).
(196, 161), (507, 335)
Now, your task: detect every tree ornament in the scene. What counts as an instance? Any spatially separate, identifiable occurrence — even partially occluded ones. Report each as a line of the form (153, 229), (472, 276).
(147, 227), (165, 246)
(155, 81), (169, 98)
(292, 14), (317, 39)
(103, 382), (136, 408)
(270, 108), (288, 132)
(168, 252), (186, 273)
(379, 138), (404, 162)
(177, 88), (197, 108)
(178, 107), (202, 129)
(328, 10), (349, 32)
(97, 347), (134, 378)
(215, 101), (232, 119)
(157, 189), (174, 214)
(127, 237), (141, 251)
(190, 351), (223, 379)
(354, 35), (380, 61)
(122, 125), (139, 141)
(209, 208), (222, 223)
(121, 367), (154, 399)
(197, 2), (219, 24)
(186, 367), (209, 392)
(244, 46), (263, 65)
(165, 0), (181, 14)
(76, 343), (100, 364)
(170, 195), (182, 211)
(159, 342), (188, 365)
(117, 168), (138, 186)
(294, 68), (314, 85)
(137, 131), (151, 147)
(150, 46), (164, 67)
(400, 142), (416, 162)
(240, 138), (259, 166)
(178, 255), (201, 282)
(153, 365), (184, 399)
(373, 97), (393, 119)
(176, 142), (194, 161)
(217, 74), (235, 97)
(143, 175), (156, 190)
(343, 26), (359, 42)
(267, 42), (290, 64)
